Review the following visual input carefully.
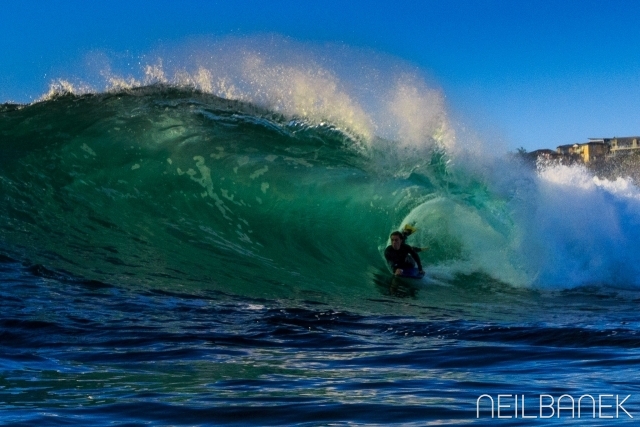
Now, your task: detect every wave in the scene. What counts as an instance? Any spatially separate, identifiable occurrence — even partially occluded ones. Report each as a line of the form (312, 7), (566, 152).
(2, 83), (640, 309)
(0, 88), (429, 303)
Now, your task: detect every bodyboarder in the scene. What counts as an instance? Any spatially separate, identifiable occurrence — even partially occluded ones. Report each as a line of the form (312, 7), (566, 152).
(384, 231), (424, 277)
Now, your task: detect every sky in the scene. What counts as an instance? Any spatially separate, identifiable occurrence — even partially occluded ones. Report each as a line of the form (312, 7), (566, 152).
(2, 0), (640, 152)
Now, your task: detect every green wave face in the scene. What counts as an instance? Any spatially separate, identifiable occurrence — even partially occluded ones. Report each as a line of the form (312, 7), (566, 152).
(0, 89), (450, 305)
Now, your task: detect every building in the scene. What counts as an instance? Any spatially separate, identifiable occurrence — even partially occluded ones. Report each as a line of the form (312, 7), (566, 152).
(577, 139), (609, 162)
(556, 144), (580, 156)
(597, 137), (640, 156)
(556, 143), (584, 162)
(555, 139), (608, 163)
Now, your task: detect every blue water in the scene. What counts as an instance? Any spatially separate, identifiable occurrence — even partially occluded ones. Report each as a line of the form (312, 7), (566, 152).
(2, 86), (640, 425)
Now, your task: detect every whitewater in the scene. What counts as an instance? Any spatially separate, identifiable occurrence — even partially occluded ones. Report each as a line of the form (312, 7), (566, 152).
(3, 39), (640, 425)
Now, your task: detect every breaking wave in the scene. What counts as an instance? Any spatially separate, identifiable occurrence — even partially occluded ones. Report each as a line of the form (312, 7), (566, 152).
(3, 39), (640, 310)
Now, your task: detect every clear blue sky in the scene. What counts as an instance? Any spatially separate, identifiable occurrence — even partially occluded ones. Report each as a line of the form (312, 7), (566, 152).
(2, 0), (639, 151)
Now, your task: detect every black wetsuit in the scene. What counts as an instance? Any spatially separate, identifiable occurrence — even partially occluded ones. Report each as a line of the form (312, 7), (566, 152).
(384, 243), (423, 272)
(402, 231), (423, 253)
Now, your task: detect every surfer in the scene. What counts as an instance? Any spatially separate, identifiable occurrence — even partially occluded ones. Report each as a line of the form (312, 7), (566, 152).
(384, 231), (424, 277)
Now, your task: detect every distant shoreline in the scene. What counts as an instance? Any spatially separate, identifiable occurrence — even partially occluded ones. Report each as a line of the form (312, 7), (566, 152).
(521, 145), (640, 183)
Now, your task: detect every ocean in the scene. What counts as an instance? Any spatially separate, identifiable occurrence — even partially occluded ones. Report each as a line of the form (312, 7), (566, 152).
(2, 83), (640, 425)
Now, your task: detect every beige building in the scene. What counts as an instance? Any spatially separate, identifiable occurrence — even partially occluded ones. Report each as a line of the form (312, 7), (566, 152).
(601, 137), (640, 156)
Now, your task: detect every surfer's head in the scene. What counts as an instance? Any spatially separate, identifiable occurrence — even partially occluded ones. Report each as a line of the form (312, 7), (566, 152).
(389, 231), (404, 250)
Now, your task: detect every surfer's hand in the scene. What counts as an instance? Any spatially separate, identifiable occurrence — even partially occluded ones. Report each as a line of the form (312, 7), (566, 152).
(394, 269), (403, 276)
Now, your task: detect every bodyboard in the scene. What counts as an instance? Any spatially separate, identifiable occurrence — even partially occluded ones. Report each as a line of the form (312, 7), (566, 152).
(397, 267), (425, 279)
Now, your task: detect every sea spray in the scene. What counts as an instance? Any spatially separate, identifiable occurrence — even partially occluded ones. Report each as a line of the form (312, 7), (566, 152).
(522, 162), (640, 287)
(42, 35), (454, 156)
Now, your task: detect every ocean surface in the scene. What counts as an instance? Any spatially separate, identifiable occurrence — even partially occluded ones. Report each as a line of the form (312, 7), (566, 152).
(3, 85), (640, 425)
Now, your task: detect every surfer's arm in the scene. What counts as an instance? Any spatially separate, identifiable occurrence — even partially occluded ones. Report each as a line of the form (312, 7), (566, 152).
(407, 246), (423, 271)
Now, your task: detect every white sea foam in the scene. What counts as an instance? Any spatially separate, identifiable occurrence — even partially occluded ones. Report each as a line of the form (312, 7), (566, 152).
(518, 163), (640, 288)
